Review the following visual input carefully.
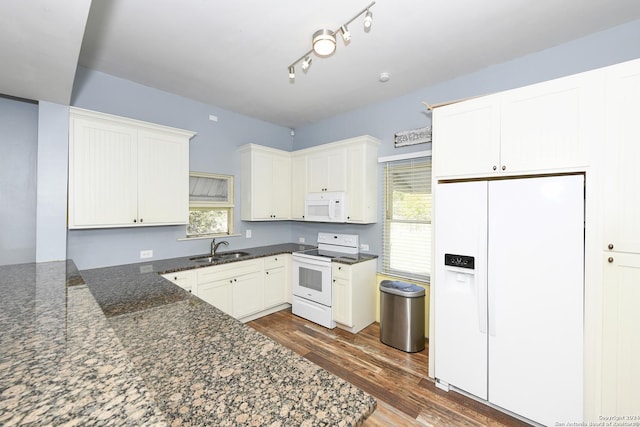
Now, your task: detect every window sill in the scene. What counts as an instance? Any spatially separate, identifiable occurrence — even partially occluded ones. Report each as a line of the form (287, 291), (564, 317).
(177, 233), (242, 241)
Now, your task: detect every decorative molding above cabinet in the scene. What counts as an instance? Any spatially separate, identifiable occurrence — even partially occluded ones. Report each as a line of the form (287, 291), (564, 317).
(239, 135), (380, 224)
(68, 108), (195, 229)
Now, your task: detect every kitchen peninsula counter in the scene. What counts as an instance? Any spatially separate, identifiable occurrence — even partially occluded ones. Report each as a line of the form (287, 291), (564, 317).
(0, 246), (377, 426)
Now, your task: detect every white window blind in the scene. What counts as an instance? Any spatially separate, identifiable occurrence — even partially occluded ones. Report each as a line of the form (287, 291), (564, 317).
(187, 172), (234, 237)
(382, 157), (432, 282)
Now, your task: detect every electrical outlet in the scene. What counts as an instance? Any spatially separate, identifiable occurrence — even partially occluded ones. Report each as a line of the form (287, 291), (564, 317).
(246, 229), (252, 238)
(140, 250), (153, 259)
(299, 237), (305, 243)
(360, 244), (369, 251)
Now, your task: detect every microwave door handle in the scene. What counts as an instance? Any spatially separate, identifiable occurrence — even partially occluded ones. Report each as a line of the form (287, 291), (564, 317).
(328, 200), (335, 219)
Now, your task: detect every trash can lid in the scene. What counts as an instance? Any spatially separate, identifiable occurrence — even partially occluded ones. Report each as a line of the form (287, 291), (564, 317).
(379, 280), (425, 297)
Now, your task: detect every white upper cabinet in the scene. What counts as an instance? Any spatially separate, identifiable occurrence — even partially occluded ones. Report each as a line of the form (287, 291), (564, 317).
(307, 147), (347, 193)
(432, 95), (500, 178)
(603, 59), (640, 254)
(68, 108), (194, 229)
(240, 136), (379, 224)
(290, 154), (307, 220)
(433, 70), (603, 178)
(346, 137), (379, 223)
(240, 144), (291, 221)
(500, 70), (602, 174)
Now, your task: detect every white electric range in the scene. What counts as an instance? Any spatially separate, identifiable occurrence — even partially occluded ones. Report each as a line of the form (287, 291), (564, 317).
(291, 232), (359, 328)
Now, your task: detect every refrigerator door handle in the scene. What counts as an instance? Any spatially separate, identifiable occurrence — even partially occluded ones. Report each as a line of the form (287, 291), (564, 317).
(488, 279), (496, 337)
(478, 274), (488, 334)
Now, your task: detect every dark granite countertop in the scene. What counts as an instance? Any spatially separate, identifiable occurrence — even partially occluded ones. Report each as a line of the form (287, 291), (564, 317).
(1, 243), (377, 426)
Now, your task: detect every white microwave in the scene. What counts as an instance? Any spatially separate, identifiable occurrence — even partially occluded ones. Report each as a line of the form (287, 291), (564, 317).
(304, 192), (347, 223)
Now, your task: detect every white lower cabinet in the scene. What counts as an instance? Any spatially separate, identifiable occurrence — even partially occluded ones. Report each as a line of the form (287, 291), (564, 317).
(195, 259), (262, 319)
(161, 270), (196, 293)
(197, 277), (234, 316)
(231, 271), (263, 319)
(184, 255), (291, 322)
(263, 255), (289, 309)
(331, 259), (376, 334)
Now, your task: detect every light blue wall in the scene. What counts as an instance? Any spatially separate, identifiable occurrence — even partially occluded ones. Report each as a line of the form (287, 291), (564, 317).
(36, 102), (69, 262)
(0, 96), (38, 266)
(4, 19), (640, 270)
(291, 19), (640, 265)
(67, 68), (294, 269)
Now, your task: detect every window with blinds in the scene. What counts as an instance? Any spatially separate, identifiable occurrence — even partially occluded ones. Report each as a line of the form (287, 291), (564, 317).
(187, 172), (234, 237)
(382, 157), (431, 282)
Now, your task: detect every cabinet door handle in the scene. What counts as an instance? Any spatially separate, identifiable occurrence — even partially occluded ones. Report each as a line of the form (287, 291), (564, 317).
(501, 165), (506, 171)
(492, 165), (497, 171)
(133, 219), (137, 223)
(266, 271), (269, 275)
(608, 257), (614, 263)
(608, 243), (614, 250)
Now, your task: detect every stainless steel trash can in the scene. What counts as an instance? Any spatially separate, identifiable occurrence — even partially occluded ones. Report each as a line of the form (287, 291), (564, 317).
(380, 280), (425, 352)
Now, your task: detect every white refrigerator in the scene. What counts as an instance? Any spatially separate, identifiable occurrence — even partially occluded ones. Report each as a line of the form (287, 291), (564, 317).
(434, 174), (584, 426)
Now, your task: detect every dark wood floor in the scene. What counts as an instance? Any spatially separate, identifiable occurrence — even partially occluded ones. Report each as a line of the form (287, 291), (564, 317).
(247, 309), (531, 427)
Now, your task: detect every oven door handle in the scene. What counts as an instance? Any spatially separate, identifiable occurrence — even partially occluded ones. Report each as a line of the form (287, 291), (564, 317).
(292, 255), (332, 268)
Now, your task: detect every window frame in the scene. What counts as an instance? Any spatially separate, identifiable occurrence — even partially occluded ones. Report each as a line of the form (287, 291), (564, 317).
(381, 156), (432, 283)
(187, 171), (235, 238)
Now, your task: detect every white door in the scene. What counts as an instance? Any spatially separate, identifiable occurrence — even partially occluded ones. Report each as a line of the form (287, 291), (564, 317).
(434, 180), (488, 400)
(487, 175), (584, 426)
(604, 59), (640, 254)
(500, 72), (601, 173)
(432, 95), (501, 178)
(68, 117), (138, 227)
(602, 252), (640, 415)
(137, 129), (189, 225)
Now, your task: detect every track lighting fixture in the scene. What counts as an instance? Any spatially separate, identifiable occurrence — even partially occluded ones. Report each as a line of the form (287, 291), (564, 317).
(287, 1), (375, 80)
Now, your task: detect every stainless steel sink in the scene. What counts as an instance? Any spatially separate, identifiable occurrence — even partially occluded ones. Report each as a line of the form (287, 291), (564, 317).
(189, 255), (219, 263)
(189, 251), (250, 263)
(215, 251), (250, 260)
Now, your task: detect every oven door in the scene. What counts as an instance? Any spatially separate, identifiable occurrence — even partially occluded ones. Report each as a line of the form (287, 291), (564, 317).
(292, 255), (332, 307)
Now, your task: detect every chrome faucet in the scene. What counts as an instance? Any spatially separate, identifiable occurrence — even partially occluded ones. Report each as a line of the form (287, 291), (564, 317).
(211, 238), (229, 256)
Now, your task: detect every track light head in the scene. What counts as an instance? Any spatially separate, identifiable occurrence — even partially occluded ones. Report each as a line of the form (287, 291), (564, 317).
(364, 10), (373, 29)
(289, 66), (295, 79)
(301, 56), (312, 71)
(340, 25), (351, 42)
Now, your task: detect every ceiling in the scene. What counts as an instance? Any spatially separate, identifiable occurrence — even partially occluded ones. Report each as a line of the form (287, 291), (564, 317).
(3, 1), (640, 128)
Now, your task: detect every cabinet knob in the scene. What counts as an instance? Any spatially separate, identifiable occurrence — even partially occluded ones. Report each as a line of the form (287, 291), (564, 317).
(133, 219), (137, 223)
(229, 279), (233, 283)
(501, 165), (506, 171)
(266, 271), (269, 275)
(492, 165), (497, 171)
(608, 257), (614, 263)
(234, 278), (237, 282)
(608, 243), (614, 250)
(173, 276), (178, 280)
(333, 279), (336, 282)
